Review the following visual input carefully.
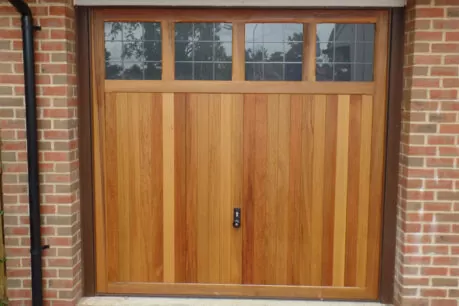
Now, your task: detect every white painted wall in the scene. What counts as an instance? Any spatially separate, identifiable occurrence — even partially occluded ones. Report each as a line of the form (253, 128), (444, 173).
(75, 0), (406, 7)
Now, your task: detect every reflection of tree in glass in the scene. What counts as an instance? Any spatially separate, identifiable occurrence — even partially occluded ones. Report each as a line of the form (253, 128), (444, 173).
(175, 23), (232, 80)
(245, 32), (303, 81)
(105, 22), (162, 80)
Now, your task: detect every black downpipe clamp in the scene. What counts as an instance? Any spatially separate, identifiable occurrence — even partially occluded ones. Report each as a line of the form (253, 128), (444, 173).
(8, 1), (45, 306)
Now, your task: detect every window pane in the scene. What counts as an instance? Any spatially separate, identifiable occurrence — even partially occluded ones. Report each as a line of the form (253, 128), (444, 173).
(316, 23), (375, 81)
(104, 22), (162, 80)
(245, 23), (303, 81)
(175, 23), (233, 80)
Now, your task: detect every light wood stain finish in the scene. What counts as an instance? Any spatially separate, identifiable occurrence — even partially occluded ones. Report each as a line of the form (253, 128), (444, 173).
(91, 8), (390, 301)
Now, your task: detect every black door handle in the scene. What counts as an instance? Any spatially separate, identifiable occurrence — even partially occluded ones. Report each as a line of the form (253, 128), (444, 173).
(233, 208), (241, 229)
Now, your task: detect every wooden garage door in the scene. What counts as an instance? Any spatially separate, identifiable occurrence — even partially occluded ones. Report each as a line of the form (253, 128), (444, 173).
(91, 8), (389, 300)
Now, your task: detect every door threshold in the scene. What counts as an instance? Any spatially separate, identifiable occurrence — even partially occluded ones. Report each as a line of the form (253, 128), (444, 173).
(79, 297), (383, 306)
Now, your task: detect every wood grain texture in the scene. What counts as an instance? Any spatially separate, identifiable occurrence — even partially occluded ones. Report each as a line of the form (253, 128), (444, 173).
(332, 95), (350, 287)
(345, 95), (362, 287)
(233, 23), (245, 81)
(105, 80), (374, 95)
(177, 93), (243, 284)
(97, 8), (382, 23)
(92, 7), (390, 300)
(104, 93), (164, 283)
(163, 93), (175, 283)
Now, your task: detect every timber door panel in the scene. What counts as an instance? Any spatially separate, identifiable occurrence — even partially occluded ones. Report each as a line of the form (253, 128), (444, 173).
(242, 94), (375, 288)
(174, 93), (243, 284)
(92, 8), (389, 300)
(103, 93), (164, 283)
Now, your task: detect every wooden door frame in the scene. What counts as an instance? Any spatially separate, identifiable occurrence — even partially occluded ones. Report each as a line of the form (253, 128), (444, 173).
(76, 6), (404, 303)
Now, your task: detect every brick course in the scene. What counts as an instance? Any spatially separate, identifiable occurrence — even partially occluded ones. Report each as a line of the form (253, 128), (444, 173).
(396, 1), (459, 306)
(0, 0), (80, 305)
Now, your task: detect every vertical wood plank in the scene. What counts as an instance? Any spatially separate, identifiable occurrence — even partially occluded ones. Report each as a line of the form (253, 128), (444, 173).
(197, 94), (210, 283)
(300, 95), (314, 285)
(265, 94), (280, 284)
(304, 23), (316, 82)
(367, 11), (389, 294)
(344, 95), (362, 287)
(233, 23), (245, 81)
(174, 93), (187, 282)
(287, 94), (303, 285)
(208, 94), (222, 283)
(311, 95), (326, 286)
(116, 93), (130, 282)
(322, 95), (337, 286)
(104, 93), (118, 284)
(242, 94), (256, 284)
(230, 94), (244, 283)
(357, 95), (373, 287)
(163, 93), (175, 283)
(185, 93), (198, 283)
(332, 95), (350, 287)
(162, 21), (175, 81)
(92, 11), (108, 291)
(276, 94), (290, 285)
(253, 94), (268, 284)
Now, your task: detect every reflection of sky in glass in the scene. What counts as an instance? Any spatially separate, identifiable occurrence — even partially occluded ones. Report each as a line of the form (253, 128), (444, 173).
(317, 23), (335, 42)
(246, 23), (302, 53)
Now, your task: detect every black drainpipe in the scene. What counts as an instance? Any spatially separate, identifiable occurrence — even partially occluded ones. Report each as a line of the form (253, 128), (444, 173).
(8, 1), (45, 306)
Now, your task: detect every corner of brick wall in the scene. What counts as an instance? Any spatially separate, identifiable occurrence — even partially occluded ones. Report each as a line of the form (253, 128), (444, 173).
(0, 1), (81, 305)
(396, 0), (459, 305)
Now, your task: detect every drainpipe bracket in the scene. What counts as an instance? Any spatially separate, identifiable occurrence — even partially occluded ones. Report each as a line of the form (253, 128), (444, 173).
(42, 245), (50, 250)
(33, 25), (42, 31)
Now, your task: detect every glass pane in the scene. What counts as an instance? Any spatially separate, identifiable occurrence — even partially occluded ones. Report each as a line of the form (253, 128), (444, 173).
(335, 24), (356, 42)
(245, 23), (303, 81)
(123, 42), (144, 61)
(215, 23), (232, 42)
(145, 62), (162, 80)
(144, 41), (162, 62)
(334, 42), (352, 62)
(316, 23), (375, 82)
(194, 42), (214, 62)
(104, 22), (162, 80)
(122, 62), (144, 80)
(215, 42), (232, 61)
(316, 63), (333, 81)
(356, 24), (375, 42)
(334, 63), (351, 81)
(194, 63), (213, 80)
(264, 63), (283, 80)
(106, 61), (123, 79)
(285, 64), (302, 81)
(215, 63), (232, 80)
(245, 63), (263, 81)
(264, 43), (284, 62)
(105, 41), (122, 61)
(175, 63), (193, 80)
(123, 22), (143, 41)
(143, 23), (161, 41)
(285, 42), (303, 62)
(175, 42), (193, 62)
(355, 42), (374, 63)
(105, 22), (122, 41)
(175, 22), (232, 80)
(317, 24), (335, 42)
(353, 63), (374, 81)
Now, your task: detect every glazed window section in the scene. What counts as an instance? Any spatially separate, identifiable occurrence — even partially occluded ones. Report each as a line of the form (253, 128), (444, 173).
(316, 23), (375, 81)
(245, 23), (303, 81)
(104, 22), (162, 80)
(175, 23), (233, 80)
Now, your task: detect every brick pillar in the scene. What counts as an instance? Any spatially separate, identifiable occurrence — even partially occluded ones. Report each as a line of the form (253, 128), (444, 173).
(396, 0), (459, 305)
(0, 1), (80, 305)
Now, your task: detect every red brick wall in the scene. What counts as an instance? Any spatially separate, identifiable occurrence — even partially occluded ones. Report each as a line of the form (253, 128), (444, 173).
(0, 1), (80, 305)
(395, 0), (459, 305)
